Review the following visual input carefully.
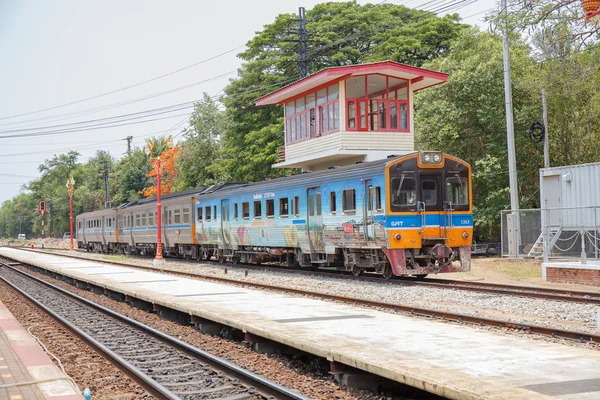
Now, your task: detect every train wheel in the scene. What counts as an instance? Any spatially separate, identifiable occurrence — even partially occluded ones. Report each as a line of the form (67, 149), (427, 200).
(232, 255), (240, 265)
(351, 266), (363, 276)
(382, 266), (394, 280)
(415, 274), (428, 280)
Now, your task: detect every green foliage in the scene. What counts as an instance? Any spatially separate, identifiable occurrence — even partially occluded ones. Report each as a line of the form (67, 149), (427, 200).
(174, 93), (228, 190)
(0, 147), (151, 238)
(214, 1), (466, 183)
(415, 28), (541, 240)
(111, 148), (151, 205)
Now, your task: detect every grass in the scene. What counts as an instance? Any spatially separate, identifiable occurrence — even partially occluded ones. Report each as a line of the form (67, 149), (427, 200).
(100, 255), (132, 262)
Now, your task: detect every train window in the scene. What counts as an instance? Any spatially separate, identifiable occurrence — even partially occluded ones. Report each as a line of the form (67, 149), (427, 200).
(197, 208), (202, 222)
(253, 201), (262, 219)
(148, 212), (154, 226)
(316, 192), (322, 216)
(367, 186), (373, 211)
(391, 176), (416, 206)
(234, 203), (239, 220)
(279, 198), (288, 218)
(142, 214), (147, 226)
(330, 192), (337, 214)
(266, 199), (275, 218)
(183, 208), (190, 223)
(167, 210), (172, 225)
(174, 209), (181, 224)
(375, 186), (382, 211)
(135, 215), (141, 227)
(342, 189), (356, 213)
(446, 177), (469, 206)
(205, 206), (211, 221)
(309, 195), (314, 216)
(242, 202), (249, 219)
(422, 180), (438, 206)
(294, 196), (300, 217)
(213, 205), (217, 221)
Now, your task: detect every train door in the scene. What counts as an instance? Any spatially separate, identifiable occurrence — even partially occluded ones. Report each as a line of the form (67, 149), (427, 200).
(195, 204), (203, 241)
(419, 172), (443, 238)
(307, 187), (324, 252)
(101, 216), (106, 245)
(162, 206), (169, 248)
(220, 199), (232, 251)
(363, 180), (376, 243)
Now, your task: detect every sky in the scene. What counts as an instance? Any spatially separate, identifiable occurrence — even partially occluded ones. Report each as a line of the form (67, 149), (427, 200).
(0, 0), (497, 205)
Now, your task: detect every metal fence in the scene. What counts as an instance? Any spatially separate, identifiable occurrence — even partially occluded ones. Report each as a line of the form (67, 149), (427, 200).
(501, 207), (600, 261)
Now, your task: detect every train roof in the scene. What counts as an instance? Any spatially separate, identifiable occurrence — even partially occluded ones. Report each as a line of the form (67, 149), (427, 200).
(200, 154), (412, 198)
(79, 152), (469, 215)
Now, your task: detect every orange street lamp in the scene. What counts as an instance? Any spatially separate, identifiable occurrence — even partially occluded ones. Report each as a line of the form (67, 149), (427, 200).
(145, 137), (173, 267)
(66, 176), (75, 250)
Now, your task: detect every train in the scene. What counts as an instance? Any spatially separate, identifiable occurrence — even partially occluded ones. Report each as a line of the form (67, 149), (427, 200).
(76, 151), (473, 278)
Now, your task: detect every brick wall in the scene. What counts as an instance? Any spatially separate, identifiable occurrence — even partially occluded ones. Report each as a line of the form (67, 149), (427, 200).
(547, 267), (600, 286)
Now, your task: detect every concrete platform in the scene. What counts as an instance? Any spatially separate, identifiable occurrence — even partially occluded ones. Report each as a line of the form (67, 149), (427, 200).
(2, 248), (600, 400)
(0, 298), (83, 399)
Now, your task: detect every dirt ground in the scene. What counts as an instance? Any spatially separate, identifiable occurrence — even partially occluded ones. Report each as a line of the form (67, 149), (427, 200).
(437, 256), (600, 293)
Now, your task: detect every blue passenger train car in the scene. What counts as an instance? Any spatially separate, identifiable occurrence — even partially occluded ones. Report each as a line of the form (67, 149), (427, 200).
(76, 151), (472, 278)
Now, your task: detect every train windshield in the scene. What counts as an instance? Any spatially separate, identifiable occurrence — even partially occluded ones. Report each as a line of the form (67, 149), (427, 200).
(446, 176), (469, 206)
(391, 175), (416, 207)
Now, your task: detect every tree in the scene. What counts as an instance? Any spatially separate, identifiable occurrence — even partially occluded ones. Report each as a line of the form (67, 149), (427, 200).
(111, 148), (151, 205)
(140, 144), (181, 198)
(494, 1), (600, 44)
(174, 93), (228, 190)
(415, 28), (541, 240)
(216, 1), (467, 183)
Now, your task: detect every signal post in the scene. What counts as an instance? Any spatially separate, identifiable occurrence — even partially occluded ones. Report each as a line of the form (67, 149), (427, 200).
(38, 200), (46, 248)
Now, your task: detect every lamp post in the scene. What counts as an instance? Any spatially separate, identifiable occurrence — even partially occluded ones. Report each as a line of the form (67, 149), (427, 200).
(145, 137), (173, 267)
(66, 176), (75, 250)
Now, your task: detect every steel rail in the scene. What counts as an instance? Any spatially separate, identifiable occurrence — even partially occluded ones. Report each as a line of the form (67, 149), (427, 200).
(15, 247), (600, 305)
(0, 262), (309, 400)
(3, 254), (600, 346)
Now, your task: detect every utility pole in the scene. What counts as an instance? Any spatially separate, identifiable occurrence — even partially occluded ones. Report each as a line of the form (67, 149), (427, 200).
(501, 0), (520, 257)
(48, 199), (54, 237)
(298, 7), (308, 79)
(542, 88), (549, 169)
(124, 136), (133, 155)
(104, 160), (111, 209)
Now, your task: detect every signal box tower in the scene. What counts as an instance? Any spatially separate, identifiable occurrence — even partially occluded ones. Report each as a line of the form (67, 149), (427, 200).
(256, 61), (448, 171)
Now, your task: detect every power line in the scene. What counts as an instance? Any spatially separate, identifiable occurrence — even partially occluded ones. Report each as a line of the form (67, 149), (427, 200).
(0, 46), (244, 122)
(0, 71), (236, 130)
(0, 74), (298, 141)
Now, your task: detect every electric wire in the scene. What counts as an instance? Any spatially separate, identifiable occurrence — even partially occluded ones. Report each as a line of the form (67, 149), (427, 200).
(0, 46), (244, 122)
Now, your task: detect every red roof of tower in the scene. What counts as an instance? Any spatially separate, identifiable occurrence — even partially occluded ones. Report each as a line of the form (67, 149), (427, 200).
(255, 60), (448, 106)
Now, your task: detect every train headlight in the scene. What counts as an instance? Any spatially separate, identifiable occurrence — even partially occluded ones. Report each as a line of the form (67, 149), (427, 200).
(394, 233), (402, 241)
(462, 231), (469, 239)
(419, 151), (443, 165)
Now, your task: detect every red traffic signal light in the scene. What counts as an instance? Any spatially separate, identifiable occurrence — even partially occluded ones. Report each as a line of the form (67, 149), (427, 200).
(39, 200), (46, 214)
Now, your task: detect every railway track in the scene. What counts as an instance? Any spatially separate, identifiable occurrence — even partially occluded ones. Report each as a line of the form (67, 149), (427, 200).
(19, 246), (600, 305)
(0, 261), (308, 400)
(3, 249), (600, 346)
